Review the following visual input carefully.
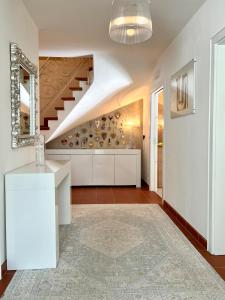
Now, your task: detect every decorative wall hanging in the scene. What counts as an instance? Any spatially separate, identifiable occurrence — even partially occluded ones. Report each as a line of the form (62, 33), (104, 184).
(34, 134), (45, 166)
(170, 59), (196, 118)
(47, 100), (143, 150)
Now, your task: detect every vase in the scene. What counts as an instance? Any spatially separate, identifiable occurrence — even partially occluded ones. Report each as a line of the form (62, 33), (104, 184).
(35, 134), (45, 166)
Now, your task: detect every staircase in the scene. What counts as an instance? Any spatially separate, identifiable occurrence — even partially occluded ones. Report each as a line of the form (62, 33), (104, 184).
(39, 56), (93, 141)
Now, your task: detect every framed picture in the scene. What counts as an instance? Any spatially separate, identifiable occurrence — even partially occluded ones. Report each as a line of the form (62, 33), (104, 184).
(170, 59), (196, 118)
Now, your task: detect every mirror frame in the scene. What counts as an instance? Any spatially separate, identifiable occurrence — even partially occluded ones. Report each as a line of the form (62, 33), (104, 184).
(10, 43), (38, 149)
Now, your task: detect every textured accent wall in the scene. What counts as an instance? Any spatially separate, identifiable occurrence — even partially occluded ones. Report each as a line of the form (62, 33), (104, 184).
(46, 100), (143, 150)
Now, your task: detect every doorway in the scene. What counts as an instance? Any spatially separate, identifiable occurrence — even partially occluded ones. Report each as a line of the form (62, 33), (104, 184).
(150, 87), (164, 198)
(208, 27), (225, 255)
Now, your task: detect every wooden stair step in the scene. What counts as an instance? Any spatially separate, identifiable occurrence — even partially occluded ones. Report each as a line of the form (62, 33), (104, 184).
(61, 97), (75, 101)
(69, 87), (82, 91)
(75, 77), (88, 81)
(55, 107), (64, 111)
(40, 126), (50, 130)
(44, 117), (58, 127)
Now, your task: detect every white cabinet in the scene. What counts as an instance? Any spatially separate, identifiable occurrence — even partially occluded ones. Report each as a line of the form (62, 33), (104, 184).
(45, 149), (141, 187)
(71, 155), (92, 186)
(47, 154), (71, 161)
(115, 155), (137, 186)
(93, 155), (114, 185)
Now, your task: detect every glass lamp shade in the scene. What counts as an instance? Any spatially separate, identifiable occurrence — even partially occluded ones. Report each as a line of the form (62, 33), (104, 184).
(109, 0), (152, 45)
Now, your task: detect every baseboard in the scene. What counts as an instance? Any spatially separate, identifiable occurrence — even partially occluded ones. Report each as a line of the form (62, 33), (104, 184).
(0, 260), (15, 298)
(163, 200), (207, 249)
(1, 261), (7, 278)
(141, 179), (149, 188)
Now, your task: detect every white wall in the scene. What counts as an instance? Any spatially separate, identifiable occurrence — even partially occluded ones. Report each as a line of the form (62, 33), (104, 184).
(150, 0), (225, 238)
(0, 0), (38, 277)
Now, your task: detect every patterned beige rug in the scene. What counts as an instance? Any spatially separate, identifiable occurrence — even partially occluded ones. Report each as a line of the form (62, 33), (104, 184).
(3, 205), (225, 300)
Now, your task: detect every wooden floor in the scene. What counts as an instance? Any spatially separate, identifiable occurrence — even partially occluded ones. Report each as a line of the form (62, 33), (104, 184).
(72, 185), (162, 205)
(1, 185), (225, 298)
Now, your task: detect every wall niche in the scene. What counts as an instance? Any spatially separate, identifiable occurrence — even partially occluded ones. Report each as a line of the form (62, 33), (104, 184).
(46, 100), (143, 150)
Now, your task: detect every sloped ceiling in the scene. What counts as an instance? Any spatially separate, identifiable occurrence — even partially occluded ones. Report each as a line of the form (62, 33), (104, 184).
(23, 0), (206, 141)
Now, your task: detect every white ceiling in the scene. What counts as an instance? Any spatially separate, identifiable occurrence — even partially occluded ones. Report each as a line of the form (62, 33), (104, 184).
(23, 0), (206, 140)
(24, 0), (205, 65)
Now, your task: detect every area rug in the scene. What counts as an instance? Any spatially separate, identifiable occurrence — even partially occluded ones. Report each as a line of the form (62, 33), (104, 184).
(3, 205), (225, 300)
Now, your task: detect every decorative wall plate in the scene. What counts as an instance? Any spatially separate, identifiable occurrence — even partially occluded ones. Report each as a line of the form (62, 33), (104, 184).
(95, 120), (100, 129)
(89, 141), (94, 148)
(111, 133), (116, 139)
(102, 132), (107, 140)
(61, 139), (68, 145)
(115, 112), (121, 119)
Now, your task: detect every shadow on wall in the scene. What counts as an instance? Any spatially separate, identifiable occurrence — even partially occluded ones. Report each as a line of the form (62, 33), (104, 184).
(46, 100), (143, 150)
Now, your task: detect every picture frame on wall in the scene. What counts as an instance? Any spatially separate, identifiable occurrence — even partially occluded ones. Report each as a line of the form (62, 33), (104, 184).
(170, 59), (196, 118)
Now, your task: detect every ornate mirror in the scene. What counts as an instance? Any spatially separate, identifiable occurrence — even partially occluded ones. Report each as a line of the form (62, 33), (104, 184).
(10, 43), (38, 148)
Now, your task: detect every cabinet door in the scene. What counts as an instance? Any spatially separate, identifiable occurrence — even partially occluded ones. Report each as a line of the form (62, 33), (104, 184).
(115, 155), (136, 186)
(71, 155), (92, 186)
(47, 154), (71, 161)
(92, 155), (114, 185)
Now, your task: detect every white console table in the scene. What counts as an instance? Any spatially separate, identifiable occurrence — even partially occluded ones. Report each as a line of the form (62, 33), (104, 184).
(46, 149), (141, 187)
(5, 160), (71, 270)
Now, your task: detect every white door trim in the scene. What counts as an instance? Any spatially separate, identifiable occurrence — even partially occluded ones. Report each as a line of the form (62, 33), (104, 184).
(150, 87), (164, 195)
(208, 27), (225, 254)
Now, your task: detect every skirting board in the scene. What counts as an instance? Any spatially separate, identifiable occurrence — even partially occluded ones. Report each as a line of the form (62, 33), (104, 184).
(163, 200), (207, 249)
(0, 260), (15, 298)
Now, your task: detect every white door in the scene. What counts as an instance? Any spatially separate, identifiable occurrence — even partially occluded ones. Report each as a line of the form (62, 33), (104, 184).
(115, 155), (136, 186)
(92, 155), (114, 185)
(70, 155), (92, 186)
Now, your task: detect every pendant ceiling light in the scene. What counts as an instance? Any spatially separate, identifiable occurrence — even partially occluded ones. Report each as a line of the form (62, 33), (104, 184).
(109, 0), (152, 45)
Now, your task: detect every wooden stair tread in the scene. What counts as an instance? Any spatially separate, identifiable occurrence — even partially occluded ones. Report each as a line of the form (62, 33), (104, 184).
(44, 117), (58, 121)
(61, 97), (75, 101)
(69, 87), (82, 91)
(44, 116), (58, 127)
(75, 77), (88, 81)
(55, 107), (64, 110)
(40, 126), (50, 130)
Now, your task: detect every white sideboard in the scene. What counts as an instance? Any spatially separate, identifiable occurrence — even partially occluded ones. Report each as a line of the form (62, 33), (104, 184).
(5, 160), (71, 270)
(45, 149), (141, 188)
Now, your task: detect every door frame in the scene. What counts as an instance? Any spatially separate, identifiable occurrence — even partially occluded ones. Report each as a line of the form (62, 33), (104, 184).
(208, 27), (225, 254)
(150, 86), (164, 196)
